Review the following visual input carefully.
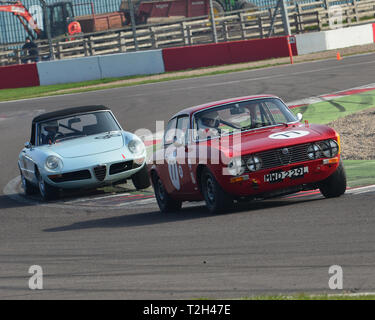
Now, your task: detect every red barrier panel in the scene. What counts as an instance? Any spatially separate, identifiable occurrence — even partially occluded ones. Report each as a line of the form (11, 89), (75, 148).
(162, 42), (232, 71)
(163, 36), (298, 72)
(0, 63), (40, 89)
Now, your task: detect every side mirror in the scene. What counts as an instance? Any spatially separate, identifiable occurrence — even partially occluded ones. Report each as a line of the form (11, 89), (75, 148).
(296, 113), (303, 122)
(24, 142), (32, 149)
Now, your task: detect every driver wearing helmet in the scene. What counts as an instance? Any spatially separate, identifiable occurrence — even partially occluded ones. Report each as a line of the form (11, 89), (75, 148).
(41, 121), (59, 145)
(197, 110), (221, 139)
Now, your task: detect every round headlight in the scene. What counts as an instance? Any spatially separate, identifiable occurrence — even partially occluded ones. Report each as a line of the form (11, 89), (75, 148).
(45, 156), (62, 171)
(128, 139), (145, 155)
(320, 141), (331, 158)
(307, 144), (321, 159)
(320, 139), (339, 158)
(228, 157), (245, 176)
(329, 139), (339, 157)
(246, 156), (262, 172)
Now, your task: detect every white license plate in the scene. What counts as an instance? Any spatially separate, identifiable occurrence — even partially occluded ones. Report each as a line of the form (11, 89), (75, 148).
(264, 166), (309, 183)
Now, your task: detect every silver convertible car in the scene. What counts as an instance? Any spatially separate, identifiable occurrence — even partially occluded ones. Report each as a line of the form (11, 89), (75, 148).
(18, 105), (150, 200)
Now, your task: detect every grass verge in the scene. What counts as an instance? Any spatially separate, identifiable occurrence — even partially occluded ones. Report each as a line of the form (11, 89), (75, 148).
(292, 90), (375, 124)
(343, 160), (375, 187)
(239, 293), (375, 300)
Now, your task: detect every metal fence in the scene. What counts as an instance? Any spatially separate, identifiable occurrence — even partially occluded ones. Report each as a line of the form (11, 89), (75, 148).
(0, 0), (361, 44)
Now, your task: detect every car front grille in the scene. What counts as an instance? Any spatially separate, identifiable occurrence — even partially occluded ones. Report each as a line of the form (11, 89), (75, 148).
(244, 143), (311, 171)
(109, 161), (133, 175)
(94, 165), (107, 181)
(48, 170), (91, 183)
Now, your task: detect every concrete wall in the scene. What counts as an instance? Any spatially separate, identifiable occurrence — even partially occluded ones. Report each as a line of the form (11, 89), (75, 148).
(98, 50), (165, 79)
(296, 23), (375, 55)
(325, 24), (374, 50)
(296, 32), (327, 55)
(36, 50), (165, 86)
(37, 56), (101, 86)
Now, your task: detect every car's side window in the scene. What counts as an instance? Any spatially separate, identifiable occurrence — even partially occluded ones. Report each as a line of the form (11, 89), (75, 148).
(176, 116), (190, 145)
(164, 117), (177, 146)
(264, 100), (289, 123)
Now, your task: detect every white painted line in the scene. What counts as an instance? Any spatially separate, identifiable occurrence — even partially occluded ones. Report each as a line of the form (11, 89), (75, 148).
(346, 184), (375, 195)
(287, 82), (375, 107)
(65, 192), (132, 203)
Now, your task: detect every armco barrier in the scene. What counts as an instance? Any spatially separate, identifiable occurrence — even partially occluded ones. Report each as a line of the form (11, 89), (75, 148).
(0, 63), (39, 89)
(98, 50), (165, 78)
(37, 56), (101, 86)
(162, 37), (297, 72)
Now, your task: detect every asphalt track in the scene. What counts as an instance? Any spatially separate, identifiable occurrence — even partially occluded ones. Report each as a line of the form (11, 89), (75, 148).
(1, 53), (375, 299)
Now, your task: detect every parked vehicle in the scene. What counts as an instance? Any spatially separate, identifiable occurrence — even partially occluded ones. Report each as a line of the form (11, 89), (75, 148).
(148, 95), (346, 214)
(0, 0), (82, 40)
(18, 105), (150, 200)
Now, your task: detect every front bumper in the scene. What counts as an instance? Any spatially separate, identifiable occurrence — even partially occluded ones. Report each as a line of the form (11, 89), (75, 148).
(42, 158), (146, 189)
(215, 157), (340, 197)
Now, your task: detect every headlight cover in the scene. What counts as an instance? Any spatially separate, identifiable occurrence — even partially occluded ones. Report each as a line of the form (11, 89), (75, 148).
(320, 139), (339, 158)
(128, 139), (145, 156)
(246, 156), (262, 172)
(228, 157), (245, 176)
(45, 155), (63, 171)
(307, 144), (321, 159)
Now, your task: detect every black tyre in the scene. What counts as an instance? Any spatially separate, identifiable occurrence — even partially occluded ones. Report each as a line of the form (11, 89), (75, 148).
(201, 167), (233, 214)
(132, 165), (151, 190)
(37, 169), (59, 201)
(19, 166), (38, 195)
(319, 161), (347, 198)
(152, 172), (182, 213)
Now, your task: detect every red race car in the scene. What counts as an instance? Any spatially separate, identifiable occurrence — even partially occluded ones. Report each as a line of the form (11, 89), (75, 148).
(148, 95), (346, 213)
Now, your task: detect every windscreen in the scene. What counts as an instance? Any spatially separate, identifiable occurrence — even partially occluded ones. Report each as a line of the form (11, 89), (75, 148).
(37, 111), (121, 145)
(194, 98), (297, 140)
